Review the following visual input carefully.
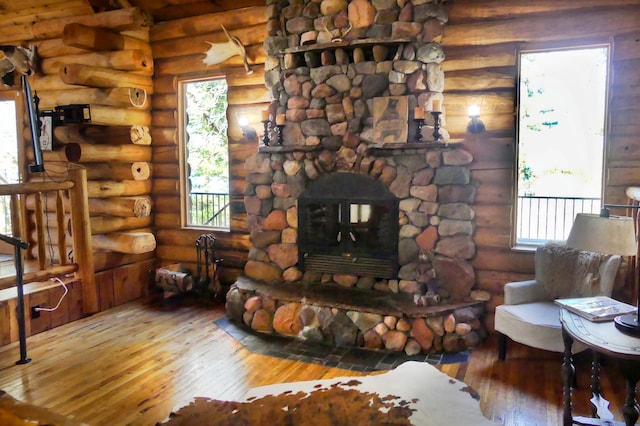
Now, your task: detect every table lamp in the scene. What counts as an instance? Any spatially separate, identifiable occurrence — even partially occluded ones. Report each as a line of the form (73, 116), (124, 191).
(566, 212), (639, 335)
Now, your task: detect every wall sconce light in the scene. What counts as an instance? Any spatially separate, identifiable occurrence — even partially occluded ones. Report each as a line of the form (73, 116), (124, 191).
(467, 104), (485, 134)
(239, 116), (257, 140)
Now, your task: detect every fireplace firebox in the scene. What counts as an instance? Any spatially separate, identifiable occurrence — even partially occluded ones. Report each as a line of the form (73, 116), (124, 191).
(298, 173), (399, 278)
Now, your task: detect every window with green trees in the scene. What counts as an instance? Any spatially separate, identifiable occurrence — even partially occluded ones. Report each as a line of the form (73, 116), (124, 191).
(515, 45), (608, 245)
(179, 76), (230, 229)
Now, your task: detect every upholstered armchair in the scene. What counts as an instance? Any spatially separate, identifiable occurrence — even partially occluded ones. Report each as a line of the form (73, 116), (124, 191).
(495, 242), (624, 360)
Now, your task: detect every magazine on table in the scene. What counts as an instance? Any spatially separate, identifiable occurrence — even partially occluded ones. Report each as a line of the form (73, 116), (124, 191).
(554, 296), (637, 322)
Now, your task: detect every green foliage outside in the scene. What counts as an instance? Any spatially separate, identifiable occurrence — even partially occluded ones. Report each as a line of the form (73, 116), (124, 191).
(184, 79), (229, 193)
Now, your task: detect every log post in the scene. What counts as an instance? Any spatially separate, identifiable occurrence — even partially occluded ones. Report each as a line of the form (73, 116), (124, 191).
(62, 23), (151, 53)
(86, 180), (152, 198)
(10, 194), (22, 240)
(10, 194), (27, 264)
(65, 143), (151, 162)
(34, 192), (46, 271)
(33, 7), (153, 41)
(86, 105), (152, 127)
(37, 88), (149, 110)
(152, 164), (180, 178)
(56, 190), (68, 266)
(60, 64), (153, 92)
(67, 166), (98, 314)
(130, 125), (152, 145)
(92, 232), (156, 254)
(40, 50), (153, 75)
(90, 216), (152, 235)
(150, 128), (178, 146)
(88, 196), (152, 217)
(54, 125), (150, 145)
(26, 194), (152, 217)
(85, 162), (151, 181)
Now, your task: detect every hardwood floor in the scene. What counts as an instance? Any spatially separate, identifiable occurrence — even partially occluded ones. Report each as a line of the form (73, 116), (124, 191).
(0, 297), (632, 425)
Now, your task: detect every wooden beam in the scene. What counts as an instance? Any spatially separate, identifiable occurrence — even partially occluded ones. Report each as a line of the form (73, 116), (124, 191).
(92, 232), (156, 254)
(442, 7), (640, 46)
(62, 23), (151, 53)
(60, 64), (153, 93)
(447, 0), (640, 22)
(40, 50), (153, 75)
(0, 7), (151, 44)
(53, 125), (151, 145)
(151, 24), (265, 59)
(149, 2), (265, 24)
(86, 180), (152, 198)
(64, 143), (151, 162)
(37, 88), (149, 110)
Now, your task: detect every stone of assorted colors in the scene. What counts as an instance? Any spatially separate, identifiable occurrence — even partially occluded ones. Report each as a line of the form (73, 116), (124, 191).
(320, 0), (347, 16)
(348, 0), (376, 28)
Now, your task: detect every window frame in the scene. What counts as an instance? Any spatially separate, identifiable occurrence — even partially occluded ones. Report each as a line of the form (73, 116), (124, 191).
(512, 41), (612, 250)
(0, 89), (24, 181)
(177, 73), (230, 231)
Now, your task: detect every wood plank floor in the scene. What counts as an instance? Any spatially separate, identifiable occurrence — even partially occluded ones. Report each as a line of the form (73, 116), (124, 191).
(0, 296), (632, 425)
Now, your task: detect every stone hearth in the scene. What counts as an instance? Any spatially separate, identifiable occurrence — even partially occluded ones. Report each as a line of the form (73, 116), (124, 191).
(227, 276), (486, 354)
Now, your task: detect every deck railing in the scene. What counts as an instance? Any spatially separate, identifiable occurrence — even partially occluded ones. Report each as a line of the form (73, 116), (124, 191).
(517, 195), (601, 243)
(0, 166), (97, 313)
(189, 192), (230, 229)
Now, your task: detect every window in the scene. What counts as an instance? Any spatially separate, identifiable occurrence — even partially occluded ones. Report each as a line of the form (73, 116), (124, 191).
(0, 91), (20, 235)
(179, 76), (230, 230)
(515, 45), (609, 246)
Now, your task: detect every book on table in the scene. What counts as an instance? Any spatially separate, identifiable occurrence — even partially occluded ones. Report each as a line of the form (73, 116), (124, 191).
(554, 296), (637, 322)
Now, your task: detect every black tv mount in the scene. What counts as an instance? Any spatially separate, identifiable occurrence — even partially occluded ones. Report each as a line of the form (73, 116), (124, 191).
(41, 103), (91, 127)
(23, 76), (91, 173)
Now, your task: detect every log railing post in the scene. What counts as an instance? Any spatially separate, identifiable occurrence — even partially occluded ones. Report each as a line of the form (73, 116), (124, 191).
(34, 192), (46, 271)
(56, 190), (67, 265)
(68, 165), (98, 314)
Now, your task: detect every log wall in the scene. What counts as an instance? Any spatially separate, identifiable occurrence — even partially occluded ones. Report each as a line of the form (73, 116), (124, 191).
(149, 6), (268, 284)
(0, 5), (156, 324)
(441, 0), (640, 328)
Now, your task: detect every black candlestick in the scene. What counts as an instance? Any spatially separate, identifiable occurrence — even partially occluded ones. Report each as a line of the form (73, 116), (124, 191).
(275, 124), (284, 145)
(414, 118), (424, 142)
(261, 119), (271, 146)
(431, 111), (442, 142)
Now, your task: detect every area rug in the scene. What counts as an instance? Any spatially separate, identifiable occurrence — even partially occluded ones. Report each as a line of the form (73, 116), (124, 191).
(161, 360), (495, 425)
(214, 317), (471, 372)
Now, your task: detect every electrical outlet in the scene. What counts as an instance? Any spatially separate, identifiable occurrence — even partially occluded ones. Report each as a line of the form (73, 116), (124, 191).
(31, 305), (40, 319)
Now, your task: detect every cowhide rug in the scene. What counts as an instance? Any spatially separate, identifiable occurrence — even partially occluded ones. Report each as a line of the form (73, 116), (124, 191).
(161, 361), (496, 425)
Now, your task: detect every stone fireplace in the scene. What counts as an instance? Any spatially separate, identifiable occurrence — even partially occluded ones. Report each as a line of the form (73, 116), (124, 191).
(225, 0), (488, 354)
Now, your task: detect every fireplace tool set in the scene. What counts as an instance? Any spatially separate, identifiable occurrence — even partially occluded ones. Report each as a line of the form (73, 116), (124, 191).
(195, 234), (223, 298)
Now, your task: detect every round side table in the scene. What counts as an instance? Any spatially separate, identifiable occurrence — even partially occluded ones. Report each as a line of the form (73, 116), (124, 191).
(560, 308), (640, 426)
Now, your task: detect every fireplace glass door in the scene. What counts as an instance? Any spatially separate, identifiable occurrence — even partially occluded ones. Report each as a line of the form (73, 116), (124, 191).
(298, 173), (398, 278)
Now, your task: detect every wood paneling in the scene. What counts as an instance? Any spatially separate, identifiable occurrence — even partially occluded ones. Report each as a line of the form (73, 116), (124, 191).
(0, 5), (157, 316)
(442, 2), (640, 323)
(150, 6), (268, 283)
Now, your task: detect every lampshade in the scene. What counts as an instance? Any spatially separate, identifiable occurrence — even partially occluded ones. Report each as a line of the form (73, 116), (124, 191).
(566, 213), (637, 256)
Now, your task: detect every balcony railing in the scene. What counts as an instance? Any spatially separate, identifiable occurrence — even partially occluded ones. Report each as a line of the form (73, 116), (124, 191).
(189, 192), (230, 229)
(517, 195), (601, 244)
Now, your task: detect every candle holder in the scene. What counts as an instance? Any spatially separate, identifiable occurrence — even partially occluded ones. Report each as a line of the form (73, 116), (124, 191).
(431, 111), (442, 142)
(414, 118), (424, 142)
(261, 119), (271, 146)
(275, 124), (284, 145)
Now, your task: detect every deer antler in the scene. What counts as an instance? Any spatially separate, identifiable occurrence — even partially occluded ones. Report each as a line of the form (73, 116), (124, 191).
(322, 21), (337, 40)
(322, 21), (352, 43)
(221, 24), (253, 75)
(340, 23), (352, 40)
